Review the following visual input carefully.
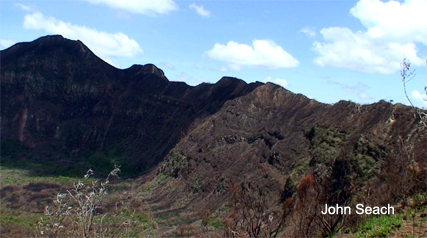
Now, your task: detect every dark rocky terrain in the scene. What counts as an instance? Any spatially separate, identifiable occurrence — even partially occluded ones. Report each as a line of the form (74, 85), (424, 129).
(1, 35), (262, 175)
(1, 35), (426, 237)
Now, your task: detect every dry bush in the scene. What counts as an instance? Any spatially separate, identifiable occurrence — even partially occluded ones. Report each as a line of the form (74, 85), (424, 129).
(36, 166), (154, 238)
(222, 183), (283, 238)
(286, 163), (359, 238)
(369, 58), (427, 206)
(175, 224), (199, 237)
(289, 174), (320, 238)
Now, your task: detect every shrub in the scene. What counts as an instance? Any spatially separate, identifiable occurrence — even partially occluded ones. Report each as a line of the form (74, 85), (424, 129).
(36, 166), (154, 237)
(222, 183), (283, 238)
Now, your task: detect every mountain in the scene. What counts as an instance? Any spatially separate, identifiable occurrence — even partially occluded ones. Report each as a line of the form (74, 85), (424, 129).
(1, 35), (426, 236)
(140, 81), (426, 236)
(1, 35), (262, 175)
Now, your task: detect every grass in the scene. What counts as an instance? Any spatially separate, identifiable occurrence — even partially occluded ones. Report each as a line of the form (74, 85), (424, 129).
(210, 216), (224, 229)
(0, 166), (157, 237)
(354, 214), (403, 238)
(141, 172), (170, 192)
(352, 199), (427, 238)
(0, 154), (88, 177)
(0, 166), (81, 187)
(0, 205), (45, 237)
(0, 207), (41, 226)
(154, 211), (179, 222)
(0, 166), (86, 236)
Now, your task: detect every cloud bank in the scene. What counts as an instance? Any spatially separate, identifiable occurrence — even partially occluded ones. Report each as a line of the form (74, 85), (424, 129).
(22, 10), (143, 64)
(206, 40), (299, 70)
(314, 0), (426, 74)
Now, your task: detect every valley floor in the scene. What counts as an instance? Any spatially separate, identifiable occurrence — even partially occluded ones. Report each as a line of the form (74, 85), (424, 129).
(1, 166), (426, 238)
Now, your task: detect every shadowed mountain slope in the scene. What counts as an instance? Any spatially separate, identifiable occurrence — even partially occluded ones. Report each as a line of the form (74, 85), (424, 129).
(1, 35), (262, 175)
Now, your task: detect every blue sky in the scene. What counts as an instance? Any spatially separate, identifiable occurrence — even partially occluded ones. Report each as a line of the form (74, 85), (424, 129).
(1, 0), (427, 108)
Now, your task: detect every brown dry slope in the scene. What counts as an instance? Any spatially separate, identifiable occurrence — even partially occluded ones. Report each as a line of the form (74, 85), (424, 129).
(140, 82), (426, 236)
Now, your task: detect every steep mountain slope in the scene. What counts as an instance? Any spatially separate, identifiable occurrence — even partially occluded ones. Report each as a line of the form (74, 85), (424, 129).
(1, 35), (262, 175)
(138, 83), (426, 236)
(1, 35), (426, 237)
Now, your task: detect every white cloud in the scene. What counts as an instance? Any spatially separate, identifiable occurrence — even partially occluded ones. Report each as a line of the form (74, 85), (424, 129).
(300, 26), (316, 37)
(189, 3), (211, 17)
(83, 0), (178, 15)
(15, 3), (33, 12)
(205, 40), (299, 70)
(0, 39), (17, 50)
(313, 0), (427, 74)
(411, 90), (427, 108)
(313, 27), (419, 74)
(22, 11), (143, 61)
(261, 76), (289, 88)
(351, 0), (427, 44)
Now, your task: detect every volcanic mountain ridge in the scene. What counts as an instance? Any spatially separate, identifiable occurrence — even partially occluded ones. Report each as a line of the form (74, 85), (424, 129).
(1, 35), (262, 175)
(1, 35), (426, 237)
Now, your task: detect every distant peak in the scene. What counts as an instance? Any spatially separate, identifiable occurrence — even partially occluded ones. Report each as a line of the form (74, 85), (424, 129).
(34, 35), (80, 46)
(0, 35), (117, 71)
(216, 76), (246, 86)
(38, 34), (65, 40)
(3, 34), (89, 54)
(127, 63), (168, 81)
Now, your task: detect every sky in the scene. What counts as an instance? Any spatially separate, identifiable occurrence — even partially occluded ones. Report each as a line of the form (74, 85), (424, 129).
(1, 0), (427, 108)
